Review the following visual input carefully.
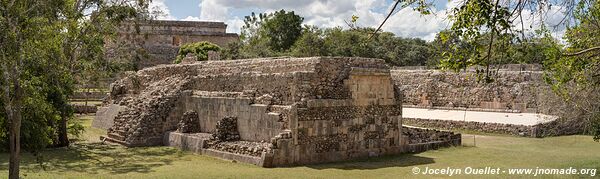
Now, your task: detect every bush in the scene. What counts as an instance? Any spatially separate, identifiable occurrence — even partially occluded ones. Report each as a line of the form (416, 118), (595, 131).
(174, 41), (221, 64)
(592, 113), (600, 142)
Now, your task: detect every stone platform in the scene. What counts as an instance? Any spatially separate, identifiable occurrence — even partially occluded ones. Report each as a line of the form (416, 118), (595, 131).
(95, 57), (462, 167)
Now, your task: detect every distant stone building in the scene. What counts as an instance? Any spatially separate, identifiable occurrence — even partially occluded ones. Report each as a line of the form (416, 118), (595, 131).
(105, 20), (238, 70)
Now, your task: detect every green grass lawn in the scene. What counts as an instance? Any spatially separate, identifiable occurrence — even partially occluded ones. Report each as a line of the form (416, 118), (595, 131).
(1, 116), (599, 179)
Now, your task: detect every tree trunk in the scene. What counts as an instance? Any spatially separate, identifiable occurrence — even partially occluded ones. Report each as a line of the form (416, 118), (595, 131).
(8, 105), (21, 179)
(7, 77), (23, 179)
(57, 114), (69, 147)
(85, 87), (89, 114)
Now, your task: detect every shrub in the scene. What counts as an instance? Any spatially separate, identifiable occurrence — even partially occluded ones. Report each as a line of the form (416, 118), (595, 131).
(174, 41), (221, 63)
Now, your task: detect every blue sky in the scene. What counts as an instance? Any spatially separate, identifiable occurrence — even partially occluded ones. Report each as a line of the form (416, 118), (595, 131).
(150, 0), (565, 41)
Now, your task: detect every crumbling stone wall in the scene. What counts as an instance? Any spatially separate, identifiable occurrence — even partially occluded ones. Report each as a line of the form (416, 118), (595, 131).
(404, 118), (535, 136)
(213, 116), (240, 141)
(177, 111), (200, 133)
(391, 69), (557, 113)
(97, 57), (460, 167)
(402, 126), (461, 144)
(105, 20), (239, 69)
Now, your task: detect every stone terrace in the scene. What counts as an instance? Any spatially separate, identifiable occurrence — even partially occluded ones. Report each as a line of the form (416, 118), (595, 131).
(391, 67), (565, 137)
(94, 57), (461, 167)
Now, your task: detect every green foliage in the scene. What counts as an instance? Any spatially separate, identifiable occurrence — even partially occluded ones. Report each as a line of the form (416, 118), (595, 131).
(322, 28), (376, 58)
(263, 10), (304, 51)
(0, 0), (151, 154)
(241, 10), (304, 53)
(290, 26), (327, 57)
(220, 41), (244, 60)
(67, 120), (85, 139)
(229, 11), (436, 66)
(437, 0), (513, 82)
(592, 113), (600, 142)
(432, 30), (555, 70)
(290, 26), (435, 66)
(174, 41), (221, 63)
(20, 95), (55, 152)
(542, 0), (600, 141)
(545, 0), (600, 91)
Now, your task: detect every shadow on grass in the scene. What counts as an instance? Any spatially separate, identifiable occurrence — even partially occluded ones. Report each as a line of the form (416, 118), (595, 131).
(305, 153), (435, 170)
(0, 142), (182, 175)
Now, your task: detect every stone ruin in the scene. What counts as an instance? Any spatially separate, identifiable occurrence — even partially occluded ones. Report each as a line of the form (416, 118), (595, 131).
(94, 57), (461, 167)
(390, 64), (562, 114)
(390, 66), (575, 137)
(105, 20), (238, 69)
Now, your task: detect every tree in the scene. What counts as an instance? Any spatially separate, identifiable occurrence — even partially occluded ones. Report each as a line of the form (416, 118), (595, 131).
(289, 25), (436, 66)
(375, 0), (585, 79)
(543, 0), (600, 141)
(0, 0), (151, 178)
(290, 26), (327, 57)
(55, 0), (152, 147)
(174, 41), (221, 63)
(263, 10), (304, 51)
(0, 1), (66, 178)
(367, 0), (599, 140)
(241, 10), (304, 53)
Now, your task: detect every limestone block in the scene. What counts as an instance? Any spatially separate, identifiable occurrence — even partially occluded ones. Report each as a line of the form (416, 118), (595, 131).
(92, 104), (124, 130)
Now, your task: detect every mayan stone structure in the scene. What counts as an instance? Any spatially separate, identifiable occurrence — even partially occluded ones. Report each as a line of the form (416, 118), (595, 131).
(390, 65), (553, 113)
(105, 20), (238, 69)
(390, 65), (571, 137)
(94, 57), (461, 167)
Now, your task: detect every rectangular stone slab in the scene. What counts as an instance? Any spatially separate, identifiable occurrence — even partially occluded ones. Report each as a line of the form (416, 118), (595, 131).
(92, 104), (124, 130)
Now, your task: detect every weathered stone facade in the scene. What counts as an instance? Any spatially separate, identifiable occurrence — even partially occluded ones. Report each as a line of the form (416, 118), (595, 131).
(105, 20), (238, 69)
(402, 126), (462, 153)
(391, 68), (555, 113)
(404, 118), (538, 137)
(390, 67), (572, 137)
(95, 57), (461, 167)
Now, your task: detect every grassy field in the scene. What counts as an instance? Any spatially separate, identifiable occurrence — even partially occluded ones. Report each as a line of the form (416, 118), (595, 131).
(1, 116), (599, 179)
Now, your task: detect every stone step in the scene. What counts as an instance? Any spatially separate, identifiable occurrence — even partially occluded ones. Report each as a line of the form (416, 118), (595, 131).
(202, 148), (265, 167)
(100, 135), (131, 146)
(269, 105), (291, 113)
(267, 112), (280, 116)
(107, 132), (126, 141)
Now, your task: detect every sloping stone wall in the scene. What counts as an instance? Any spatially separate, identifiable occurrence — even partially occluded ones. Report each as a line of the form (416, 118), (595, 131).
(391, 69), (557, 113)
(404, 118), (537, 136)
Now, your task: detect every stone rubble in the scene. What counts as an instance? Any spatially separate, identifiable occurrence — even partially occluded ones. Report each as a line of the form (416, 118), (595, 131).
(107, 74), (193, 146)
(402, 126), (461, 144)
(177, 111), (200, 133)
(212, 116), (240, 141)
(206, 141), (270, 157)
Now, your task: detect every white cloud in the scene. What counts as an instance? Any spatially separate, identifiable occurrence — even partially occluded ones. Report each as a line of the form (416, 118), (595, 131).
(195, 0), (451, 41)
(181, 16), (202, 21)
(177, 0), (566, 41)
(199, 0), (229, 21)
(226, 17), (245, 33)
(149, 0), (176, 20)
(383, 6), (450, 41)
(511, 5), (569, 41)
